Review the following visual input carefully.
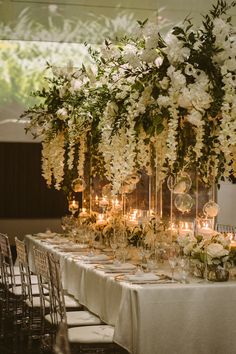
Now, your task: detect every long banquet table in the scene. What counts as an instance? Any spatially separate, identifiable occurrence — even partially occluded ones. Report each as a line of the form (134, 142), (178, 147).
(25, 234), (236, 354)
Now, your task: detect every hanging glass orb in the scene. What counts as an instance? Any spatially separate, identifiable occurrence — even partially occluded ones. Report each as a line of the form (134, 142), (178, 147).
(72, 177), (86, 193)
(102, 183), (112, 199)
(174, 194), (194, 213)
(119, 183), (136, 194)
(167, 175), (176, 191)
(203, 201), (220, 218)
(173, 172), (192, 194)
(126, 172), (141, 185)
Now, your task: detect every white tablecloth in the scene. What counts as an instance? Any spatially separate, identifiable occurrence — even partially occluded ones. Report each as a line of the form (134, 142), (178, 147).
(25, 234), (236, 354)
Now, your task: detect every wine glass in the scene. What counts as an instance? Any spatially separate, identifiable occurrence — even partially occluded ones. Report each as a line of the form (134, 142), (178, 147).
(110, 234), (118, 260)
(168, 256), (178, 282)
(118, 232), (128, 263)
(179, 257), (189, 283)
(146, 252), (157, 272)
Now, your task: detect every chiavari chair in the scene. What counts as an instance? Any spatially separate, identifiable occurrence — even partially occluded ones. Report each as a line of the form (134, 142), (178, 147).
(47, 252), (127, 354)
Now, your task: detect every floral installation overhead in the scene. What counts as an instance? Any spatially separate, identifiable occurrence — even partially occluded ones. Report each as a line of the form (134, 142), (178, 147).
(22, 0), (236, 195)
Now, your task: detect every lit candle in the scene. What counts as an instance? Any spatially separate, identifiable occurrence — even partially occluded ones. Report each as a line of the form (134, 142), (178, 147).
(80, 208), (88, 217)
(179, 221), (193, 236)
(69, 198), (79, 214)
(197, 219), (214, 237)
(97, 214), (107, 225)
(126, 212), (138, 226)
(99, 197), (109, 208)
(230, 240), (236, 250)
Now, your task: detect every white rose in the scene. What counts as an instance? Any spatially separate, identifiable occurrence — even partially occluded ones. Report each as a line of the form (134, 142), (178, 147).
(56, 108), (67, 120)
(207, 243), (229, 259)
(154, 56), (163, 68)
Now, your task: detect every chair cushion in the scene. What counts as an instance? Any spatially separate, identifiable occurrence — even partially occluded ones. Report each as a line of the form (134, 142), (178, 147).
(64, 295), (82, 309)
(6, 274), (38, 285)
(11, 284), (42, 296)
(25, 296), (51, 308)
(13, 266), (21, 276)
(45, 310), (102, 326)
(68, 325), (114, 343)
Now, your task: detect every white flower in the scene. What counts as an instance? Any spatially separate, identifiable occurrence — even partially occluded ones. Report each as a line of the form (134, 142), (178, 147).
(167, 66), (186, 89)
(140, 48), (158, 62)
(164, 33), (190, 64)
(145, 36), (159, 50)
(213, 18), (231, 44)
(70, 79), (82, 92)
(207, 243), (229, 259)
(178, 88), (192, 109)
(157, 95), (170, 107)
(56, 107), (68, 120)
(123, 44), (141, 68)
(185, 63), (196, 76)
(100, 44), (120, 61)
(154, 56), (163, 68)
(186, 109), (203, 127)
(159, 77), (169, 90)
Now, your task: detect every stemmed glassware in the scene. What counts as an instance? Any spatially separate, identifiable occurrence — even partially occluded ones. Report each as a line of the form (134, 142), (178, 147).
(179, 257), (189, 283)
(168, 245), (179, 282)
(87, 229), (96, 255)
(117, 231), (128, 263)
(110, 233), (118, 260)
(169, 255), (178, 282)
(146, 252), (157, 272)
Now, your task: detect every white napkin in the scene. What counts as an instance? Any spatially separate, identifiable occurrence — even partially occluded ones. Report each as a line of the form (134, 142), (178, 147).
(125, 272), (160, 282)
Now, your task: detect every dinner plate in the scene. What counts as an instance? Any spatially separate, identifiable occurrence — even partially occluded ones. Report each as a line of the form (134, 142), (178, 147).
(102, 263), (136, 273)
(35, 232), (58, 239)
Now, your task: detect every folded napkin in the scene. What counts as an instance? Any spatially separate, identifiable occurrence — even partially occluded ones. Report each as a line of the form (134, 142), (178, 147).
(124, 272), (160, 282)
(104, 263), (136, 272)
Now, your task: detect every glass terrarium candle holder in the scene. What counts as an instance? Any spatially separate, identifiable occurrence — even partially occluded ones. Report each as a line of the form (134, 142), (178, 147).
(196, 218), (214, 236)
(179, 221), (194, 236)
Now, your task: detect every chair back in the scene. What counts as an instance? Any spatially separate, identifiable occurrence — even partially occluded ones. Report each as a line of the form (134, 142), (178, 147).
(15, 237), (33, 305)
(33, 247), (52, 316)
(0, 233), (16, 289)
(216, 224), (236, 235)
(47, 252), (67, 326)
(54, 321), (71, 354)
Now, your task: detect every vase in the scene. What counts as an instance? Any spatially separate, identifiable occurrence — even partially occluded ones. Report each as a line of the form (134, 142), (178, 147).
(207, 265), (229, 282)
(192, 261), (205, 278)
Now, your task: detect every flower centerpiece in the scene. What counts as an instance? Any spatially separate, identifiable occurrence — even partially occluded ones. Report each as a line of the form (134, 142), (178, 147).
(178, 232), (231, 280)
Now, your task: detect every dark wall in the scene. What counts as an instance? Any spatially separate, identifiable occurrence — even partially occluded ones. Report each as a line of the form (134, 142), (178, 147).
(0, 142), (68, 218)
